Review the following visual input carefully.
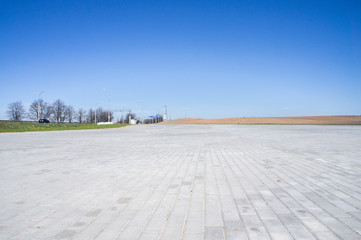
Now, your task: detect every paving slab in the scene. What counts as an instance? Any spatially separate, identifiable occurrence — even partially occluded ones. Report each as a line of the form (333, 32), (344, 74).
(0, 124), (361, 240)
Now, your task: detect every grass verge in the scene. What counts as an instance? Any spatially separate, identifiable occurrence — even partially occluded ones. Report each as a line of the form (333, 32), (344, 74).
(0, 121), (128, 133)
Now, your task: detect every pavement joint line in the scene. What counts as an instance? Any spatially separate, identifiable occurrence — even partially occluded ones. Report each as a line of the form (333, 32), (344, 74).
(71, 163), (155, 239)
(220, 146), (281, 240)
(68, 149), (176, 240)
(216, 147), (273, 239)
(209, 148), (227, 240)
(158, 150), (194, 240)
(232, 146), (336, 231)
(137, 150), (189, 240)
(231, 146), (319, 239)
(230, 141), (360, 239)
(180, 150), (199, 239)
(112, 150), (183, 240)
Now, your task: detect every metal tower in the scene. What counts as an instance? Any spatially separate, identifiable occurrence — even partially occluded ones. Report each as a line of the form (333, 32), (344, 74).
(163, 105), (168, 121)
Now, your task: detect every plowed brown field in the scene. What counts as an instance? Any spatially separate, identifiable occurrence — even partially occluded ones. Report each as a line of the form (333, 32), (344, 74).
(161, 116), (361, 125)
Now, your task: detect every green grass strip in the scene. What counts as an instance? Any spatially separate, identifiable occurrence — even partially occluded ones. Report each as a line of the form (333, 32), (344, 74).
(0, 121), (128, 133)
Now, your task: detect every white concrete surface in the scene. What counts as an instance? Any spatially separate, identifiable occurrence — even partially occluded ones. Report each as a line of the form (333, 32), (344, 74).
(0, 125), (361, 240)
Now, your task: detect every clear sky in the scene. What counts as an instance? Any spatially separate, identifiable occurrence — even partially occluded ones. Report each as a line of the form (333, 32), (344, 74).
(1, 0), (360, 120)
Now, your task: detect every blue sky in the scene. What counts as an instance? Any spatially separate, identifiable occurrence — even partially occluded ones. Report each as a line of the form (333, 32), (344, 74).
(1, 0), (360, 120)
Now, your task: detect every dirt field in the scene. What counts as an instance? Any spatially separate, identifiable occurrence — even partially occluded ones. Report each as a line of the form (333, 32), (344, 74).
(162, 116), (361, 125)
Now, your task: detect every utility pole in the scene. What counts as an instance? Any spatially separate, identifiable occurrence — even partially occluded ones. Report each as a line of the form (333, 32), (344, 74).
(102, 88), (110, 122)
(94, 103), (98, 124)
(108, 98), (110, 122)
(38, 91), (45, 121)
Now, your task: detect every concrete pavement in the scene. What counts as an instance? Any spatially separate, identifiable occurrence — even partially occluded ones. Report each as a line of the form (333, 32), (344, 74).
(0, 125), (361, 240)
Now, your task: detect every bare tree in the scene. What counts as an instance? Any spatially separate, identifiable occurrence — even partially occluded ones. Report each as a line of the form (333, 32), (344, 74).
(64, 105), (76, 123)
(43, 104), (54, 119)
(28, 98), (51, 120)
(96, 107), (106, 122)
(95, 107), (113, 122)
(29, 99), (41, 120)
(52, 99), (66, 122)
(77, 108), (86, 123)
(87, 109), (95, 123)
(7, 101), (25, 121)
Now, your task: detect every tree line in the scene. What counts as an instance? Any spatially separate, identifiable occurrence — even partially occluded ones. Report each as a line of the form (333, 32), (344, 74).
(6, 99), (164, 124)
(7, 99), (113, 123)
